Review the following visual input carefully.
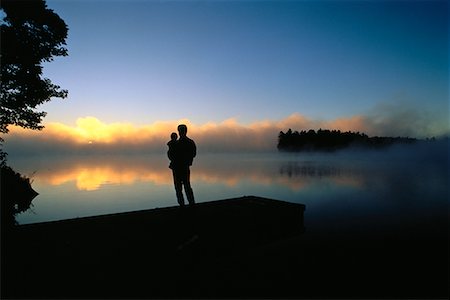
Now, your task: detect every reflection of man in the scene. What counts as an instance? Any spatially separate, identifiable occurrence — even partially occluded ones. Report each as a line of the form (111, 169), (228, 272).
(169, 124), (196, 206)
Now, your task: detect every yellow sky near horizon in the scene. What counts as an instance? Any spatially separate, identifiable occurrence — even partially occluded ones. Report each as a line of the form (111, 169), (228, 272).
(4, 106), (446, 155)
(5, 113), (371, 152)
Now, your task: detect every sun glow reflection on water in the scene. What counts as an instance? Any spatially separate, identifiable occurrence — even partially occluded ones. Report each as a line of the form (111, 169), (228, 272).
(8, 148), (448, 231)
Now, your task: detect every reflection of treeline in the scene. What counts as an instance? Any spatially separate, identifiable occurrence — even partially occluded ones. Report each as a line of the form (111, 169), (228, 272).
(278, 129), (417, 151)
(280, 163), (344, 178)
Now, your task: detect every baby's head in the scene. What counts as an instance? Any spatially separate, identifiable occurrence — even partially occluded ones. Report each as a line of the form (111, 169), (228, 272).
(170, 132), (178, 141)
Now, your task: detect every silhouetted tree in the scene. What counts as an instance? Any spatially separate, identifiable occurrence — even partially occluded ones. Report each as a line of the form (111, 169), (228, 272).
(1, 166), (38, 228)
(278, 128), (416, 151)
(0, 0), (68, 162)
(0, 0), (67, 226)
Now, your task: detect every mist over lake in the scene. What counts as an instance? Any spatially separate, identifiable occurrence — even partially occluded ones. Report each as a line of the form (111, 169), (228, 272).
(9, 141), (448, 239)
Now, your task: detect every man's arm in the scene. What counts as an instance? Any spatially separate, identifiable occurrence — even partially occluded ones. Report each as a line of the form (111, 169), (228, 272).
(192, 140), (197, 158)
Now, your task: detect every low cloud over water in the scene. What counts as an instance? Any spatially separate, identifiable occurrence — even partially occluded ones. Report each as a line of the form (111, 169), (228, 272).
(4, 106), (448, 155)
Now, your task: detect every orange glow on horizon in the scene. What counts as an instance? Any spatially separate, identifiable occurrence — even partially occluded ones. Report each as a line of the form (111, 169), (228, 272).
(6, 113), (380, 153)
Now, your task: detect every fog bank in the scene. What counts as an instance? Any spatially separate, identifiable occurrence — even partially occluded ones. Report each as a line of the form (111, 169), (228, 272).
(3, 108), (448, 155)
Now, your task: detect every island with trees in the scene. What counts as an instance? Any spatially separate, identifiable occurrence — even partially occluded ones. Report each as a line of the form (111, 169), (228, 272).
(277, 128), (417, 152)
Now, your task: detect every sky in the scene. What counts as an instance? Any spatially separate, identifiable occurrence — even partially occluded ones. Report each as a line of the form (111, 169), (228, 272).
(4, 0), (450, 153)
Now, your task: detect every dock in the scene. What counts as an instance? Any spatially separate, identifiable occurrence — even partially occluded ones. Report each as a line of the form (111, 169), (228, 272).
(3, 196), (306, 298)
(2, 195), (447, 298)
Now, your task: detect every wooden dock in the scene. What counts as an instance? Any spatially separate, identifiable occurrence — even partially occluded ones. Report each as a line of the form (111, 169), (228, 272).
(3, 196), (306, 298)
(2, 195), (447, 298)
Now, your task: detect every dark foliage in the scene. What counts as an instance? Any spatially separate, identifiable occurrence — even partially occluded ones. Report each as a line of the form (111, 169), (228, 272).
(278, 128), (417, 151)
(0, 0), (68, 163)
(0, 138), (6, 167)
(0, 166), (38, 228)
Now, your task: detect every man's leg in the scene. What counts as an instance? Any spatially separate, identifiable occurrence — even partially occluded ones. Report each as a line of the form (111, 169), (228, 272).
(184, 168), (195, 205)
(173, 170), (185, 206)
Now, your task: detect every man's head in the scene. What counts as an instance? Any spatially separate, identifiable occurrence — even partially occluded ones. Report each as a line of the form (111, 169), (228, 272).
(177, 124), (188, 137)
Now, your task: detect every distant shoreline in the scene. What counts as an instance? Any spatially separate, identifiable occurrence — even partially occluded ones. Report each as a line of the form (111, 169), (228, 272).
(276, 128), (438, 152)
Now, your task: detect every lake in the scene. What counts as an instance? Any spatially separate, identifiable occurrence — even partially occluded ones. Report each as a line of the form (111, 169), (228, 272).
(5, 142), (449, 297)
(9, 141), (448, 238)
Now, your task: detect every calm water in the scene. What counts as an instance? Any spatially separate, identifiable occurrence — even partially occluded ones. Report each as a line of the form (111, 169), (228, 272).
(9, 143), (449, 237)
(6, 143), (448, 298)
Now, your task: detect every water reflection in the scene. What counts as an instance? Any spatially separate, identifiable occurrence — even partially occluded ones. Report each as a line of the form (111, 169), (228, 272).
(20, 154), (365, 192)
(278, 161), (365, 189)
(40, 163), (172, 191)
(8, 150), (447, 225)
(280, 162), (344, 178)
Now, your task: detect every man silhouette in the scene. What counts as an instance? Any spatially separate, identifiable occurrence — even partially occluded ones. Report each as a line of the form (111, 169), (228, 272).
(170, 124), (196, 206)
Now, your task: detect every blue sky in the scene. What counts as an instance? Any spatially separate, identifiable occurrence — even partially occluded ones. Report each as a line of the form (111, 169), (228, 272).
(40, 0), (448, 134)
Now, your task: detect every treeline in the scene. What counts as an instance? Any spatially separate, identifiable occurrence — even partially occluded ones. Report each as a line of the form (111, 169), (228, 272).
(277, 129), (417, 151)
